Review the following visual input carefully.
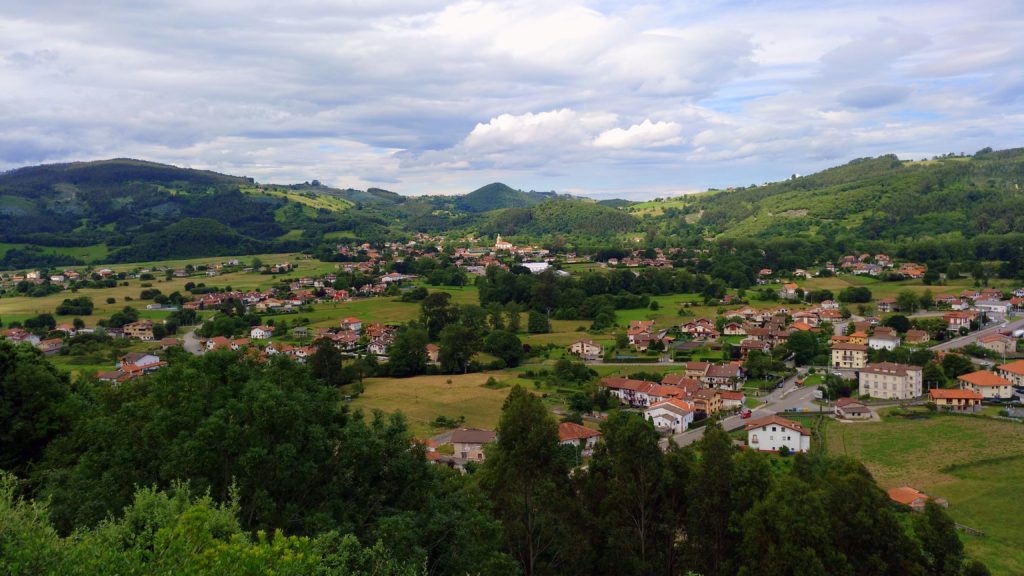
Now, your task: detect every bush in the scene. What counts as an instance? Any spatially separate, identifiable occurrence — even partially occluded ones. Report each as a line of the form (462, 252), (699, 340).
(105, 297), (116, 304)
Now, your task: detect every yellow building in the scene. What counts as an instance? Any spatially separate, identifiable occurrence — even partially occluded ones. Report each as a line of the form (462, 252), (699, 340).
(831, 343), (868, 369)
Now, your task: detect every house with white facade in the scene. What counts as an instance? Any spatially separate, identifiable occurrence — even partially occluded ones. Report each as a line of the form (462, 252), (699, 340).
(745, 415), (811, 453)
(644, 398), (696, 434)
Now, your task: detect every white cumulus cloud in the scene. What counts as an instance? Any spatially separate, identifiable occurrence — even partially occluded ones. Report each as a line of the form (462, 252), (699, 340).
(594, 119), (683, 149)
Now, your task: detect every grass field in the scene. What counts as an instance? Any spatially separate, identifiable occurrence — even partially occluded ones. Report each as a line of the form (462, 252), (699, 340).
(825, 412), (1024, 575)
(349, 371), (518, 437)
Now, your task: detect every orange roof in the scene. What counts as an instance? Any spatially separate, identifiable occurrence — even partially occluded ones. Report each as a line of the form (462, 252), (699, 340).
(958, 370), (1011, 387)
(648, 398), (696, 413)
(887, 486), (928, 506)
(558, 421), (602, 442)
(999, 359), (1024, 376)
(928, 388), (983, 400)
(718, 390), (745, 400)
(744, 415), (809, 436)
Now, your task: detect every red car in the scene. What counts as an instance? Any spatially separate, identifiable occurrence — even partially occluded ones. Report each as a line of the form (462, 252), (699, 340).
(740, 409), (752, 419)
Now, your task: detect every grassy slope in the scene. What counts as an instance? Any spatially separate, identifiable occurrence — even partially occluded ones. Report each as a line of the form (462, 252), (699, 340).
(826, 412), (1024, 575)
(350, 371), (518, 437)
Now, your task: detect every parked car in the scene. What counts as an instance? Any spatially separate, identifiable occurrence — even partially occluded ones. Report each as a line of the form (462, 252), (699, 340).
(741, 409), (752, 419)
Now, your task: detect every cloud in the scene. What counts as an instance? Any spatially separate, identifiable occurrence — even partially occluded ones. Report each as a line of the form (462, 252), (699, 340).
(0, 0), (1021, 197)
(594, 119), (683, 149)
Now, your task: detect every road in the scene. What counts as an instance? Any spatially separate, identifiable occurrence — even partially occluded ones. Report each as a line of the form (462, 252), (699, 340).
(659, 373), (821, 449)
(929, 316), (1024, 352)
(182, 326), (205, 355)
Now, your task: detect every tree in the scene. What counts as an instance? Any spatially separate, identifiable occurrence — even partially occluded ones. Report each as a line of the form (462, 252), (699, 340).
(838, 286), (872, 303)
(786, 330), (819, 365)
(308, 338), (351, 387)
(483, 330), (524, 368)
(585, 412), (667, 574)
(420, 292), (458, 340)
(505, 303), (522, 333)
(744, 349), (774, 380)
(919, 289), (935, 310)
(896, 290), (920, 314)
(387, 327), (429, 377)
(527, 311), (550, 334)
(0, 341), (72, 476)
(922, 269), (940, 285)
(923, 362), (946, 389)
(687, 421), (737, 576)
(884, 314), (911, 334)
(941, 353), (974, 380)
(478, 386), (579, 576)
(439, 324), (478, 373)
(913, 500), (966, 576)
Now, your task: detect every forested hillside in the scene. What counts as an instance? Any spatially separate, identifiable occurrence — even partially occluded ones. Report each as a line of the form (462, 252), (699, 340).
(687, 149), (1024, 240)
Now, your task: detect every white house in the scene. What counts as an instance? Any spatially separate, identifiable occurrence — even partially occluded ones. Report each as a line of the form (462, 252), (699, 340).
(250, 325), (275, 340)
(745, 415), (811, 453)
(868, 328), (901, 351)
(644, 398), (695, 434)
(558, 422), (602, 457)
(568, 338), (603, 360)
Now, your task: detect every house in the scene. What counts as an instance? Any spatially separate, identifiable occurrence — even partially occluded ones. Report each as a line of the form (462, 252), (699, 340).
(250, 326), (275, 340)
(123, 320), (155, 341)
(943, 311), (976, 332)
(834, 397), (872, 419)
(558, 422), (602, 456)
(958, 370), (1013, 399)
(998, 359), (1024, 387)
(683, 361), (711, 379)
(928, 388), (982, 411)
(974, 299), (1011, 315)
(723, 322), (746, 336)
(779, 283), (801, 300)
(868, 327), (901, 351)
(718, 390), (746, 410)
(119, 352), (161, 368)
(859, 362), (923, 400)
(600, 377), (660, 408)
(690, 388), (722, 415)
(568, 338), (603, 360)
(703, 363), (744, 390)
(341, 317), (363, 333)
(660, 374), (702, 393)
(426, 343), (440, 364)
(160, 337), (182, 349)
(847, 331), (868, 345)
(450, 428), (496, 462)
(644, 399), (696, 434)
(887, 487), (948, 512)
(876, 298), (898, 313)
(977, 333), (1016, 356)
(831, 343), (868, 369)
(36, 338), (64, 355)
(96, 369), (132, 384)
(745, 415), (811, 453)
(904, 330), (930, 345)
(493, 235), (513, 251)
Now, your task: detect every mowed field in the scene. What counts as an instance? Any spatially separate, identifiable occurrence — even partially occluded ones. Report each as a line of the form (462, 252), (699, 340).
(349, 371), (520, 437)
(826, 413), (1024, 575)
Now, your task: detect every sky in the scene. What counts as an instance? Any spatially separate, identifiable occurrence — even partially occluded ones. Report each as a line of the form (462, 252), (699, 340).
(1, 1), (1023, 199)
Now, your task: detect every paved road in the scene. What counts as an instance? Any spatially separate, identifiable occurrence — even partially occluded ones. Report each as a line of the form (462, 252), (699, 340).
(659, 373), (822, 449)
(929, 316), (1024, 352)
(182, 326), (205, 355)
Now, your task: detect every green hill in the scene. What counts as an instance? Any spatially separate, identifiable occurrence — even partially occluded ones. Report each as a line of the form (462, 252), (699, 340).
(455, 183), (540, 212)
(685, 149), (1024, 241)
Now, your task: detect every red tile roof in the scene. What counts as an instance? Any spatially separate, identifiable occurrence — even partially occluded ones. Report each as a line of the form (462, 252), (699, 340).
(958, 370), (1011, 387)
(558, 422), (602, 442)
